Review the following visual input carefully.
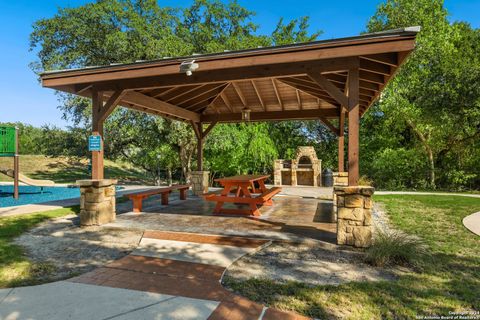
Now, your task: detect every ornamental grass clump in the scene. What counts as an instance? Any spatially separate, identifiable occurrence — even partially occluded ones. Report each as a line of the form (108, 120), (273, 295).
(364, 229), (429, 268)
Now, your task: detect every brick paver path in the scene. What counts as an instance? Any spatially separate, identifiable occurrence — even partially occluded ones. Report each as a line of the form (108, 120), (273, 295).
(69, 230), (310, 320)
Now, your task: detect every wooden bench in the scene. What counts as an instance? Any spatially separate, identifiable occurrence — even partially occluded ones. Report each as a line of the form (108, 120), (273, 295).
(125, 184), (190, 213)
(257, 186), (282, 204)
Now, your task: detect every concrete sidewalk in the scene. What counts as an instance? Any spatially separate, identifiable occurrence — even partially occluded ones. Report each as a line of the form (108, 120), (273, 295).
(463, 211), (480, 236)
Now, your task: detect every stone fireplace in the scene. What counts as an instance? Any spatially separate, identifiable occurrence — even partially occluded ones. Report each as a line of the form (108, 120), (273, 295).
(274, 146), (322, 186)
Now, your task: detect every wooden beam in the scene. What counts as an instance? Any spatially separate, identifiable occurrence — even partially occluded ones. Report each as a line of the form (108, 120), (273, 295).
(121, 91), (200, 122)
(277, 78), (339, 106)
(202, 121), (217, 138)
(157, 85), (198, 101)
(284, 76), (373, 102)
(201, 108), (338, 123)
(308, 72), (348, 108)
(231, 82), (247, 106)
(166, 84), (209, 103)
(359, 70), (385, 85)
(99, 90), (125, 121)
(169, 83), (225, 106)
(191, 121), (217, 171)
(75, 84), (92, 94)
(348, 65), (360, 186)
(54, 57), (357, 92)
(296, 90), (302, 109)
(193, 122), (205, 171)
(219, 89), (234, 112)
(207, 83), (231, 112)
(91, 89), (104, 180)
(187, 84), (229, 111)
(338, 110), (345, 172)
(360, 53), (398, 67)
(149, 86), (177, 98)
(319, 116), (339, 136)
(359, 58), (392, 75)
(43, 39), (415, 88)
(191, 120), (201, 140)
(325, 73), (380, 92)
(251, 80), (266, 110)
(271, 79), (283, 110)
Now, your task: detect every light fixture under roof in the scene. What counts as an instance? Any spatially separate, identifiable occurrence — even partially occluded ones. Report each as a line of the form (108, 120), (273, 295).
(241, 107), (251, 121)
(179, 60), (199, 76)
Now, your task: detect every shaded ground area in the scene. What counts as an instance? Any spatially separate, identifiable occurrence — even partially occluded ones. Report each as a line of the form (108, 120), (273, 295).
(112, 193), (337, 242)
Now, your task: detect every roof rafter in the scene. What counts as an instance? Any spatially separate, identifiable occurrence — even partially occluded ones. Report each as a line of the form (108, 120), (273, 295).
(251, 80), (266, 111)
(231, 82), (247, 107)
(271, 79), (283, 110)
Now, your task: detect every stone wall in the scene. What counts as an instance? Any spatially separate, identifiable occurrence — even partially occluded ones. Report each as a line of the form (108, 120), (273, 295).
(77, 179), (117, 226)
(191, 171), (209, 196)
(334, 186), (374, 248)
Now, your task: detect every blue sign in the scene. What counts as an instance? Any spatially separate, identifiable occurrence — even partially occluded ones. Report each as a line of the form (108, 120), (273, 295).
(88, 135), (102, 151)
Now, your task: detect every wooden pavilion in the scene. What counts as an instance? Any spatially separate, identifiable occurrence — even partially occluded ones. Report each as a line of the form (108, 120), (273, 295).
(40, 27), (419, 187)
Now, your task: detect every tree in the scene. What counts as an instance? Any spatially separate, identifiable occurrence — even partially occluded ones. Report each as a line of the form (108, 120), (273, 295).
(205, 123), (278, 180)
(30, 0), (321, 183)
(364, 0), (480, 189)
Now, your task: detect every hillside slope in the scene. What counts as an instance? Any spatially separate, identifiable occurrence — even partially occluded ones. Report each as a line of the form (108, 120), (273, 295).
(0, 155), (148, 184)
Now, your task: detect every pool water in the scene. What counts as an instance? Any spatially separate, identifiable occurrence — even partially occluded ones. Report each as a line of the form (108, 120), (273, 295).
(0, 185), (82, 207)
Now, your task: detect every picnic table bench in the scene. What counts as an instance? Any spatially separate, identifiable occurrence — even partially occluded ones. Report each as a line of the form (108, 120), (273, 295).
(204, 175), (281, 216)
(124, 184), (190, 213)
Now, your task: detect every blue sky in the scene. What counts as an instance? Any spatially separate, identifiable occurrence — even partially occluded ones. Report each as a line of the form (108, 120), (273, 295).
(1, 0), (479, 128)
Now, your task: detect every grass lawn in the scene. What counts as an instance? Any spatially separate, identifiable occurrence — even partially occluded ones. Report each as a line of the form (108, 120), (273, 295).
(224, 195), (480, 319)
(0, 206), (78, 288)
(0, 155), (148, 184)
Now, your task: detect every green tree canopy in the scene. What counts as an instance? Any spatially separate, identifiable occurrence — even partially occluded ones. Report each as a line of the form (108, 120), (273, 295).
(30, 0), (320, 182)
(362, 0), (480, 189)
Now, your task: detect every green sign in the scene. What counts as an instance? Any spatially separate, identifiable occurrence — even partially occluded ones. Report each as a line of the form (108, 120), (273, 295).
(0, 127), (16, 157)
(88, 135), (102, 151)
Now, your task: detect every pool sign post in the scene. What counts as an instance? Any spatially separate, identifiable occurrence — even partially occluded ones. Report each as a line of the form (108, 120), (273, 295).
(88, 135), (102, 151)
(89, 134), (103, 180)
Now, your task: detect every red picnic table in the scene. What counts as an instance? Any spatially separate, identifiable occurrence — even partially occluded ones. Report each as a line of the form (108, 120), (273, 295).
(204, 174), (282, 216)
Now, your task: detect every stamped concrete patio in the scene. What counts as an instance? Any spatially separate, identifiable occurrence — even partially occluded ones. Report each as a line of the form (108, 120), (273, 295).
(110, 187), (336, 243)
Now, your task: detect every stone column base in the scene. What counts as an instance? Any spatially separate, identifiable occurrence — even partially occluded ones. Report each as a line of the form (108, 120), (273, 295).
(332, 172), (349, 221)
(334, 185), (374, 248)
(77, 179), (117, 226)
(333, 172), (349, 186)
(191, 171), (209, 196)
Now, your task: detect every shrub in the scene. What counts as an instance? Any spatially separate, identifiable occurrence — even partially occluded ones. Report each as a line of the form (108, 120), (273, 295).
(364, 229), (428, 268)
(358, 175), (374, 186)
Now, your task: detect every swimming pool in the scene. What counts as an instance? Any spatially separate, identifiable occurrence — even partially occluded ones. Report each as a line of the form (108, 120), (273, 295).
(0, 185), (82, 207)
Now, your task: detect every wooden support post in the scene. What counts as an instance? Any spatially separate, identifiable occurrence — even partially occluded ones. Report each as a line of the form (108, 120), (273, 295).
(91, 89), (104, 180)
(191, 121), (217, 171)
(197, 134), (204, 171)
(338, 110), (345, 172)
(192, 122), (204, 171)
(13, 127), (19, 199)
(348, 64), (360, 186)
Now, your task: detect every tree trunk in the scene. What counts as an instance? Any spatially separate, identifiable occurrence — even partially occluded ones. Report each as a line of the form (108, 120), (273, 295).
(167, 168), (172, 186)
(406, 119), (436, 188)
